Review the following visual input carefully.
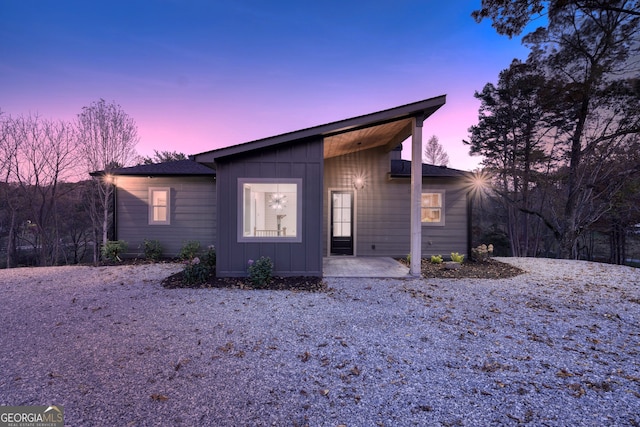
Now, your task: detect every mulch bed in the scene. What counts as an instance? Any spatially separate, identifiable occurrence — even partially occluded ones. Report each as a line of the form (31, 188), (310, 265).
(160, 258), (524, 291)
(411, 258), (525, 279)
(161, 272), (327, 292)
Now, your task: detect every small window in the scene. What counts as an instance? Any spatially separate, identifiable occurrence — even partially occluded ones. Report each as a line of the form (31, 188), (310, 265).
(238, 179), (302, 242)
(149, 187), (170, 225)
(421, 191), (444, 226)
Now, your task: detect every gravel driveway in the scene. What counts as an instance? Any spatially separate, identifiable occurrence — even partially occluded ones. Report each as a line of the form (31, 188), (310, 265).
(1, 259), (639, 426)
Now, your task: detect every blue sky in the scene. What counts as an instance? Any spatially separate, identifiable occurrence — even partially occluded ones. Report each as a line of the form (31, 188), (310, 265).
(1, 0), (531, 170)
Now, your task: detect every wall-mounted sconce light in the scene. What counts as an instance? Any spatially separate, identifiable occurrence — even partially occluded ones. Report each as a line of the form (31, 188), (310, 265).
(353, 176), (365, 190)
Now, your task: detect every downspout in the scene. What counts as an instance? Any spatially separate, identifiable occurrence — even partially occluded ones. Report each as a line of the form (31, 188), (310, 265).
(112, 178), (117, 241)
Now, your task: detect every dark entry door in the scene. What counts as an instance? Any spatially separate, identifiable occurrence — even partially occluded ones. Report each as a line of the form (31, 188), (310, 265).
(330, 190), (354, 255)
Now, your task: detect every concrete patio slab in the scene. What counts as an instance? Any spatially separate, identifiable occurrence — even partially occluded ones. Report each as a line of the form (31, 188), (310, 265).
(323, 256), (410, 278)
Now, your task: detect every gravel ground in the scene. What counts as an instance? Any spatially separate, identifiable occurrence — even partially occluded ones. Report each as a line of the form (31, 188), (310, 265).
(0, 258), (639, 426)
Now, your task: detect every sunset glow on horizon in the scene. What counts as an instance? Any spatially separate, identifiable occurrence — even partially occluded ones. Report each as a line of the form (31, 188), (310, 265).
(1, 0), (532, 171)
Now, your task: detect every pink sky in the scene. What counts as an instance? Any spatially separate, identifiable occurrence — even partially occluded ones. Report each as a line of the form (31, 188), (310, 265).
(1, 1), (531, 171)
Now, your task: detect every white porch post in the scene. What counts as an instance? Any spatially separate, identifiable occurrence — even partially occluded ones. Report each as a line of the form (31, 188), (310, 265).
(410, 115), (423, 276)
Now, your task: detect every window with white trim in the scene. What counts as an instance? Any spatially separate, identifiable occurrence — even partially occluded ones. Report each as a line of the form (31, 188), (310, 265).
(149, 187), (170, 225)
(239, 179), (301, 241)
(421, 190), (444, 225)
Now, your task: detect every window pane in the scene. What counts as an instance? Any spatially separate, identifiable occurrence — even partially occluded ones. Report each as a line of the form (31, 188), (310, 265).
(341, 222), (351, 237)
(333, 207), (342, 223)
(421, 193), (441, 207)
(154, 206), (167, 222)
(149, 188), (170, 224)
(153, 191), (166, 206)
(341, 193), (351, 208)
(333, 223), (342, 237)
(421, 191), (444, 224)
(242, 182), (298, 238)
(421, 208), (441, 222)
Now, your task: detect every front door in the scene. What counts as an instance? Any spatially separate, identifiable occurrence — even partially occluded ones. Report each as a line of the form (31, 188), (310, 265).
(330, 190), (354, 255)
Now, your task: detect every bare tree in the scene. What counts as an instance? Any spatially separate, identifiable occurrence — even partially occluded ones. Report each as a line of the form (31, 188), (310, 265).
(423, 135), (450, 166)
(57, 181), (94, 264)
(76, 99), (139, 263)
(0, 110), (19, 267)
(3, 114), (79, 266)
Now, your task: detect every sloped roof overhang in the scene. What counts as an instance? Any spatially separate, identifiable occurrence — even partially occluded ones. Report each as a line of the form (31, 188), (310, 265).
(90, 159), (216, 177)
(192, 95), (446, 164)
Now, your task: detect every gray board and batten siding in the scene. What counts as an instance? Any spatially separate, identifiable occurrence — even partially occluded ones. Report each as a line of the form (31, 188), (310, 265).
(324, 146), (469, 258)
(105, 97), (459, 275)
(214, 138), (324, 277)
(101, 159), (217, 258)
(114, 175), (216, 258)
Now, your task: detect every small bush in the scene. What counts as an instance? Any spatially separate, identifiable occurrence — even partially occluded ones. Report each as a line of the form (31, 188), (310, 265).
(431, 254), (443, 264)
(182, 257), (210, 284)
(450, 252), (465, 263)
(406, 253), (411, 264)
(179, 240), (201, 260)
(143, 239), (163, 261)
(247, 256), (273, 288)
(203, 245), (216, 270)
(471, 244), (494, 262)
(102, 240), (128, 262)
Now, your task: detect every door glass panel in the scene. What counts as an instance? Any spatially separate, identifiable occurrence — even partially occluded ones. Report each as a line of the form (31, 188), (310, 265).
(332, 192), (352, 238)
(342, 223), (351, 236)
(342, 193), (350, 208)
(330, 190), (354, 255)
(332, 207), (341, 223)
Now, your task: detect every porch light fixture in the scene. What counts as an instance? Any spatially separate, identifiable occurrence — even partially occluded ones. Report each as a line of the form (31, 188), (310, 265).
(353, 176), (365, 190)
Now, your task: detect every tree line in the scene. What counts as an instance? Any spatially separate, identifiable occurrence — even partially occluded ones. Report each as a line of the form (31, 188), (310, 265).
(467, 0), (640, 262)
(0, 99), (141, 267)
(0, 96), (195, 268)
(3, 1), (639, 267)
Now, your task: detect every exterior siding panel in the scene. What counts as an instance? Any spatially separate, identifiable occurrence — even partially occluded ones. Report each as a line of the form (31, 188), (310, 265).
(323, 147), (468, 259)
(115, 176), (216, 258)
(215, 139), (324, 277)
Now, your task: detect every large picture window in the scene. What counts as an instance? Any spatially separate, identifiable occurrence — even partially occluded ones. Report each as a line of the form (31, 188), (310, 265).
(149, 187), (170, 225)
(421, 190), (444, 226)
(239, 179), (301, 241)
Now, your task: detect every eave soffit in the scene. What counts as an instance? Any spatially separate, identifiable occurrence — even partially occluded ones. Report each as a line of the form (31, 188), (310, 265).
(193, 95), (446, 163)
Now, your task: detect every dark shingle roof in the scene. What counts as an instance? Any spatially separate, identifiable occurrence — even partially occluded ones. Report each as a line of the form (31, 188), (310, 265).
(390, 159), (470, 178)
(193, 96), (446, 163)
(93, 159), (216, 177)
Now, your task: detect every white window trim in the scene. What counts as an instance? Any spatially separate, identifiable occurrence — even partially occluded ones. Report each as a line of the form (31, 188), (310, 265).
(237, 178), (303, 243)
(148, 187), (171, 225)
(421, 189), (445, 227)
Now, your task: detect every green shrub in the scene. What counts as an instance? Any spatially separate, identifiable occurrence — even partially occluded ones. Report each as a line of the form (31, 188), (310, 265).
(247, 256), (273, 288)
(406, 253), (411, 264)
(182, 257), (210, 284)
(179, 240), (201, 260)
(450, 252), (465, 263)
(102, 240), (128, 262)
(203, 245), (216, 270)
(142, 239), (163, 261)
(430, 254), (443, 264)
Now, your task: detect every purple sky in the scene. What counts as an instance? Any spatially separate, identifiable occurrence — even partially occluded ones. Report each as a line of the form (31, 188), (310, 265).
(1, 1), (531, 171)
